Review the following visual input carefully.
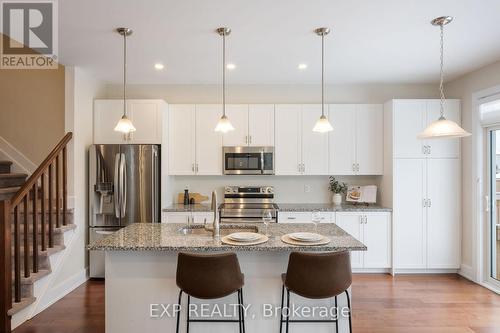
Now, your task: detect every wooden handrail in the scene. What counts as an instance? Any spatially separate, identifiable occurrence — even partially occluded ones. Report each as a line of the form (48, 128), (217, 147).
(11, 132), (72, 207)
(1, 132), (73, 333)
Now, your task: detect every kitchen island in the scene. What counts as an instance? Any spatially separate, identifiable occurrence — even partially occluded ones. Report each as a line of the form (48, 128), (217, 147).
(89, 222), (366, 333)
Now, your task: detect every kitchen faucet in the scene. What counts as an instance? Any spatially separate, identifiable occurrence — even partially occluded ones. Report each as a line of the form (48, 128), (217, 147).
(204, 190), (220, 238)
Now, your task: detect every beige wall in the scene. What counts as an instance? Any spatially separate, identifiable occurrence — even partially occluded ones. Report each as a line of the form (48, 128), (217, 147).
(446, 60), (500, 269)
(0, 57), (65, 165)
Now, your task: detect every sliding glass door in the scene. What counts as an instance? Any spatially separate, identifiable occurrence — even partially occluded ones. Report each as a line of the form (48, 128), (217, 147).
(487, 126), (500, 282)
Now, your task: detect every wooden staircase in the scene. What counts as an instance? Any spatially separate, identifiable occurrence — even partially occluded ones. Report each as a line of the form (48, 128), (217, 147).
(1, 133), (73, 333)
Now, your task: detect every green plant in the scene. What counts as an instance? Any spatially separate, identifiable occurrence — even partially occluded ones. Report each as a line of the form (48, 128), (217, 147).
(328, 176), (347, 194)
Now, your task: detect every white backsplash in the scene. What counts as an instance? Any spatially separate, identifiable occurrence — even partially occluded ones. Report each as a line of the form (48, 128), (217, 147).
(166, 175), (382, 205)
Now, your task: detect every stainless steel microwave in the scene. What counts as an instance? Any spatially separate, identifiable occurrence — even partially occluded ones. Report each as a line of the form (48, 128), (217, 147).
(223, 146), (275, 175)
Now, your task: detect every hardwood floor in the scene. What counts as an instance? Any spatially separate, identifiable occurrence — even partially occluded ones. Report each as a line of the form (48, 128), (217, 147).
(13, 274), (500, 333)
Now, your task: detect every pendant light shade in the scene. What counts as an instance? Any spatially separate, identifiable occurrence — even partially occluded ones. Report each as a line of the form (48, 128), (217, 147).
(214, 27), (234, 133)
(418, 17), (470, 139)
(114, 115), (136, 133)
(114, 27), (136, 134)
(214, 114), (234, 132)
(313, 115), (334, 132)
(313, 27), (333, 133)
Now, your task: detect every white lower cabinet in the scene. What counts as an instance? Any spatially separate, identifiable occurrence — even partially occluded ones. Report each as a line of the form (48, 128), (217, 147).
(161, 212), (214, 224)
(335, 212), (391, 269)
(394, 158), (460, 270)
(277, 211), (333, 223)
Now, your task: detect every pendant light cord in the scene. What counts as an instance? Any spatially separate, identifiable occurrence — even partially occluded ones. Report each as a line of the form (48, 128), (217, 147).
(321, 32), (325, 117)
(123, 32), (127, 118)
(439, 24), (445, 119)
(222, 32), (226, 117)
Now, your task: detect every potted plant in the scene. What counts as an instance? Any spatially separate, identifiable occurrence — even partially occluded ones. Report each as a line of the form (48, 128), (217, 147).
(328, 176), (347, 205)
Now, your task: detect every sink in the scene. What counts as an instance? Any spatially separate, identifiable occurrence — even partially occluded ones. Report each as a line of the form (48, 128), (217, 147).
(178, 224), (259, 236)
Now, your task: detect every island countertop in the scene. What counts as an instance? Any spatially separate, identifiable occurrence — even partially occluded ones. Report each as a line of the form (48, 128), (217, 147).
(89, 222), (366, 252)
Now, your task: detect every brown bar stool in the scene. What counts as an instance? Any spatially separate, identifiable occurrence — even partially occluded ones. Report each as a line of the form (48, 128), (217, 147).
(176, 252), (245, 333)
(280, 251), (352, 333)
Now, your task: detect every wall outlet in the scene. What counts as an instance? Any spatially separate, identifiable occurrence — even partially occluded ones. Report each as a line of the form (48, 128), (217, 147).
(304, 185), (311, 193)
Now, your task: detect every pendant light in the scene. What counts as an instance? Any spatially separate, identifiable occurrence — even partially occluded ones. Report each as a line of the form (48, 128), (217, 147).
(214, 27), (235, 133)
(418, 17), (470, 139)
(114, 27), (136, 134)
(313, 27), (333, 133)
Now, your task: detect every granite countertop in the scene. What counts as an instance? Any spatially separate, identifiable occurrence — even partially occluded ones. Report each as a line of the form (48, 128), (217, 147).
(88, 223), (366, 252)
(276, 203), (392, 212)
(163, 203), (391, 213)
(162, 204), (213, 212)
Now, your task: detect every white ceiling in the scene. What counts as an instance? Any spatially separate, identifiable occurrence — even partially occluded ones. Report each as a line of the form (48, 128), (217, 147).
(59, 0), (500, 85)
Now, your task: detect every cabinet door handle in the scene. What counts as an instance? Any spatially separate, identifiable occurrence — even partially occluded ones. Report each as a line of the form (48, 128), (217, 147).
(287, 217), (296, 220)
(298, 164), (301, 172)
(302, 163), (305, 173)
(422, 199), (427, 207)
(357, 163), (360, 172)
(428, 199), (431, 207)
(195, 164), (199, 172)
(427, 145), (431, 155)
(245, 136), (248, 144)
(249, 136), (252, 144)
(352, 163), (356, 172)
(191, 164), (195, 172)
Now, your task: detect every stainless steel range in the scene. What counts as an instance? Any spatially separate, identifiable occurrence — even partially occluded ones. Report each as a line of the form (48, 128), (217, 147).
(219, 186), (279, 223)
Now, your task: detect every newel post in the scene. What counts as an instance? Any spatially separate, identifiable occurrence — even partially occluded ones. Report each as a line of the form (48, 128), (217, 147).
(0, 200), (12, 333)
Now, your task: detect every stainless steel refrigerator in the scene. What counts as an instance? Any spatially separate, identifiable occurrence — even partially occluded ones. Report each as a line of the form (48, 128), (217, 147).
(88, 144), (160, 278)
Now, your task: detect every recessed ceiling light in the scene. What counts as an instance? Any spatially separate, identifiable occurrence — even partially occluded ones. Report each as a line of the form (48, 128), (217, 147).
(226, 63), (236, 70)
(154, 63), (164, 70)
(298, 63), (308, 70)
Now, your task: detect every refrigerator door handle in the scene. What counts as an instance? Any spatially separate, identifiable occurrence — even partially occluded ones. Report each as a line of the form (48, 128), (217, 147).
(114, 153), (120, 218)
(120, 153), (127, 217)
(152, 148), (159, 222)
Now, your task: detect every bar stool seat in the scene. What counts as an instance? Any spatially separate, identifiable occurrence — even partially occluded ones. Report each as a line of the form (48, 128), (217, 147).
(280, 251), (353, 333)
(175, 252), (245, 333)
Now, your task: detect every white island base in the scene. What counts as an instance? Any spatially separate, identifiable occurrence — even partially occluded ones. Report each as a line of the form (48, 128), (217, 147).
(105, 251), (352, 333)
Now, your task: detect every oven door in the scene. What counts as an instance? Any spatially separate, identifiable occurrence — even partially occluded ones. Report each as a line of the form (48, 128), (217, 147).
(223, 146), (274, 175)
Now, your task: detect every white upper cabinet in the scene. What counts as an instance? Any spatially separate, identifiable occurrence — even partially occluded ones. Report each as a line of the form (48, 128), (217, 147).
(248, 104), (275, 146)
(168, 105), (196, 175)
(275, 105), (302, 175)
(195, 105), (223, 175)
(393, 100), (426, 158)
(356, 104), (383, 175)
(127, 100), (163, 144)
(94, 100), (126, 143)
(222, 104), (249, 146)
(392, 99), (461, 159)
(329, 105), (356, 175)
(93, 99), (166, 144)
(301, 105), (329, 175)
(328, 104), (383, 175)
(222, 104), (275, 147)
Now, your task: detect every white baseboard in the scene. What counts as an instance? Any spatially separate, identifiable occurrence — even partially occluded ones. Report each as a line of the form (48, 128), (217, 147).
(459, 264), (475, 281)
(393, 268), (459, 274)
(0, 136), (36, 174)
(33, 268), (88, 316)
(352, 268), (391, 274)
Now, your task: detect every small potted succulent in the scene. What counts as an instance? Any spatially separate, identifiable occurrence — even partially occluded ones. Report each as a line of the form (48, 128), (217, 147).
(328, 176), (347, 205)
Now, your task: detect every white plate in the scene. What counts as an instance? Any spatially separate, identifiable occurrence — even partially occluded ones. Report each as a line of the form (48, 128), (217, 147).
(287, 232), (323, 242)
(227, 232), (261, 242)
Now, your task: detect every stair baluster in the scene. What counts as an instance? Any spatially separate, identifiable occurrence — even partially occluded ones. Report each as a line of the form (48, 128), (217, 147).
(0, 132), (72, 333)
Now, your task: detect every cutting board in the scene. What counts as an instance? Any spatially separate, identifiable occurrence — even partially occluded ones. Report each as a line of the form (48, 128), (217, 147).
(177, 192), (209, 204)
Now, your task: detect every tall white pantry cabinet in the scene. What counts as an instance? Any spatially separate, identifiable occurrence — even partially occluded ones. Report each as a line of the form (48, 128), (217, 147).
(382, 99), (461, 273)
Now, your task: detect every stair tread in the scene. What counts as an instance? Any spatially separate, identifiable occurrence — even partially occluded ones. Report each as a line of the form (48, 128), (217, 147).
(0, 186), (20, 194)
(0, 160), (13, 165)
(0, 173), (27, 178)
(7, 296), (36, 316)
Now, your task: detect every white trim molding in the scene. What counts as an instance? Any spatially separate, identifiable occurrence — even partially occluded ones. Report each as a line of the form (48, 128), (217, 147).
(0, 136), (37, 174)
